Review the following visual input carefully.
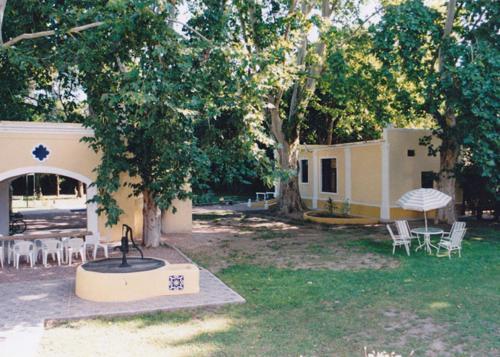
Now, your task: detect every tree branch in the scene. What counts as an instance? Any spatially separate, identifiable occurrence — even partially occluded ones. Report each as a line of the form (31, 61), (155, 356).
(167, 19), (213, 43)
(0, 0), (7, 44)
(2, 18), (212, 48)
(3, 21), (104, 47)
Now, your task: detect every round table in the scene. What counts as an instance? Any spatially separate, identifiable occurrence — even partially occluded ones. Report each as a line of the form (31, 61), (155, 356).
(411, 227), (444, 254)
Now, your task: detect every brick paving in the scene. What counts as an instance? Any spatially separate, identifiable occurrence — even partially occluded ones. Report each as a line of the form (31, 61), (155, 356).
(0, 244), (245, 356)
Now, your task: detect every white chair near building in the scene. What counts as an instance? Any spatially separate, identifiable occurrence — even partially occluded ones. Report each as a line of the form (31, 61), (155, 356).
(12, 241), (35, 269)
(66, 238), (86, 265)
(437, 228), (467, 259)
(41, 239), (63, 267)
(84, 233), (109, 260)
(442, 221), (466, 239)
(395, 220), (421, 246)
(386, 224), (411, 256)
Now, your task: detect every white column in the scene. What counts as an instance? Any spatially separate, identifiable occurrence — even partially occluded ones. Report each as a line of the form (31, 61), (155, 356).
(344, 147), (352, 201)
(0, 180), (10, 235)
(380, 138), (391, 221)
(312, 150), (319, 209)
(86, 185), (99, 236)
(274, 179), (280, 198)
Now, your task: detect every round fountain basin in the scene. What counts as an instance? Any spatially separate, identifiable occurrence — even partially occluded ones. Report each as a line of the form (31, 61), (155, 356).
(81, 257), (165, 273)
(75, 258), (200, 302)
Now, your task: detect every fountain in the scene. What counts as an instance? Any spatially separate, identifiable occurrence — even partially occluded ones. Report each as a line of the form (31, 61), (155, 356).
(75, 224), (199, 302)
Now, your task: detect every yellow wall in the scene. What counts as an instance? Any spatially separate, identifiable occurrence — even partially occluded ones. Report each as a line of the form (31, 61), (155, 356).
(0, 121), (191, 241)
(299, 128), (462, 221)
(350, 144), (382, 205)
(386, 129), (440, 205)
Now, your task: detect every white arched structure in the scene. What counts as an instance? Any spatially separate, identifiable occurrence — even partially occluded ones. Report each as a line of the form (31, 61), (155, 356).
(0, 166), (98, 236)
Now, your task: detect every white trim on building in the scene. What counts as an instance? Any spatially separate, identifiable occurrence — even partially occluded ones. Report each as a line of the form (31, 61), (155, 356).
(0, 121), (94, 135)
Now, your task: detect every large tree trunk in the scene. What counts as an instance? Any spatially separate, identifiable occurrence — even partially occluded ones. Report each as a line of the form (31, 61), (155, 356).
(76, 181), (85, 198)
(277, 137), (304, 215)
(56, 175), (60, 197)
(435, 0), (458, 224)
(270, 100), (305, 215)
(142, 189), (161, 247)
(436, 131), (459, 223)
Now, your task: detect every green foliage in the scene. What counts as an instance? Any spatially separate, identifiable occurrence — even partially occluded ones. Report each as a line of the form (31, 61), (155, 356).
(302, 28), (426, 145)
(371, 0), (499, 197)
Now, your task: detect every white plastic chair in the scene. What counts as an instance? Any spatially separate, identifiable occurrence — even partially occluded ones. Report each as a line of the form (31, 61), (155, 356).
(437, 228), (467, 259)
(41, 239), (62, 267)
(395, 220), (421, 245)
(6, 240), (15, 265)
(34, 239), (44, 263)
(13, 241), (35, 269)
(387, 224), (411, 256)
(84, 233), (109, 260)
(442, 221), (466, 239)
(67, 238), (86, 265)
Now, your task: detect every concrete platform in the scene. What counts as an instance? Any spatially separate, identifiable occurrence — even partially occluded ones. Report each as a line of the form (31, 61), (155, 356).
(0, 266), (244, 356)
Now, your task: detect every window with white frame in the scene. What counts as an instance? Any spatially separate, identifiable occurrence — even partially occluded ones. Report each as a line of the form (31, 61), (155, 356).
(300, 159), (309, 183)
(321, 158), (337, 193)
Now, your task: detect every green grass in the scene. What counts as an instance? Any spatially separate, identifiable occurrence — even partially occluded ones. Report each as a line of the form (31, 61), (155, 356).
(40, 224), (500, 357)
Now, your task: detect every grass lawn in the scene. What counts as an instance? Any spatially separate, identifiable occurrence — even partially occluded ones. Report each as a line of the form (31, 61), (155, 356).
(39, 215), (499, 357)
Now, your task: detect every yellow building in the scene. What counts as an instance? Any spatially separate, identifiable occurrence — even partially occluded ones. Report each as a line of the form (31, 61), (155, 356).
(298, 127), (461, 221)
(0, 121), (192, 240)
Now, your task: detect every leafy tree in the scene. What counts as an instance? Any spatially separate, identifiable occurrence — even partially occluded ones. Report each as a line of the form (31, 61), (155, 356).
(301, 27), (424, 145)
(371, 0), (499, 223)
(188, 0), (365, 215)
(1, 0), (211, 246)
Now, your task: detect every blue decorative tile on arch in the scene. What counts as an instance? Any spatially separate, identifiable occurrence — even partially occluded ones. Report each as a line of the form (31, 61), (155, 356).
(32, 144), (50, 162)
(169, 275), (184, 291)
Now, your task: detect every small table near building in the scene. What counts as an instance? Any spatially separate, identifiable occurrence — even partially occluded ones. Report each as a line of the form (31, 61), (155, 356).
(411, 227), (443, 254)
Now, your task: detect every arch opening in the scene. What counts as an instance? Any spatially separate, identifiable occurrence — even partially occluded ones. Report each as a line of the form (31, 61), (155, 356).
(0, 166), (97, 237)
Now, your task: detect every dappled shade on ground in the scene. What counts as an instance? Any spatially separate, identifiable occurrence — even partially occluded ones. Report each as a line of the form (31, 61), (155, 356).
(38, 213), (499, 357)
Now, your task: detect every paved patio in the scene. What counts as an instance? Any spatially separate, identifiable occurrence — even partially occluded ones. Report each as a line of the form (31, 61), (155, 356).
(0, 245), (245, 356)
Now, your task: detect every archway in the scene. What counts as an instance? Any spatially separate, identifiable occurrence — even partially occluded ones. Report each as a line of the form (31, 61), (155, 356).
(0, 166), (97, 236)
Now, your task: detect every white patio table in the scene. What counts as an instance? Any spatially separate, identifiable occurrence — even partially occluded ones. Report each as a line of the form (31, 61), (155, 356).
(411, 227), (444, 254)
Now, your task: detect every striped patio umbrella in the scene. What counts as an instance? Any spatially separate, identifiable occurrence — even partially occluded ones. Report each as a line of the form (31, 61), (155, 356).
(397, 188), (452, 230)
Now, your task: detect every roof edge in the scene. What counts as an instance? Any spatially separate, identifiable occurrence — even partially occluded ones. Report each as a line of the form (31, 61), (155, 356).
(0, 121), (94, 135)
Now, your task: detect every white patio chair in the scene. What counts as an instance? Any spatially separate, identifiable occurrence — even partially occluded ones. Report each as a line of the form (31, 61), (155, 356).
(66, 238), (86, 265)
(387, 224), (411, 256)
(6, 240), (15, 265)
(34, 239), (44, 263)
(84, 233), (109, 260)
(442, 221), (466, 239)
(395, 220), (421, 245)
(41, 239), (63, 267)
(12, 241), (35, 269)
(437, 228), (467, 259)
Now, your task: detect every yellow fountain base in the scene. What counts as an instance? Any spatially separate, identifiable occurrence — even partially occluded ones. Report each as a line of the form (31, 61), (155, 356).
(75, 258), (199, 302)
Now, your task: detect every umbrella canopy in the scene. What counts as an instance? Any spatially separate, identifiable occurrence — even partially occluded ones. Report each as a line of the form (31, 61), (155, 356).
(397, 189), (452, 230)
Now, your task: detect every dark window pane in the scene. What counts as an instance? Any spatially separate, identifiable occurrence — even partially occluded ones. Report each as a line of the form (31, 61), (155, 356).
(301, 160), (308, 183)
(421, 171), (434, 188)
(321, 158), (337, 193)
(407, 149), (415, 157)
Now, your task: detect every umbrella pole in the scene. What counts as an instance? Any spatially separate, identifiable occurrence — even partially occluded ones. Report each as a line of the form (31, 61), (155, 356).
(424, 211), (428, 231)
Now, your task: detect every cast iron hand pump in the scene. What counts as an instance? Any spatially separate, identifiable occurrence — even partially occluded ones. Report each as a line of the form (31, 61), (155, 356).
(114, 224), (144, 267)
